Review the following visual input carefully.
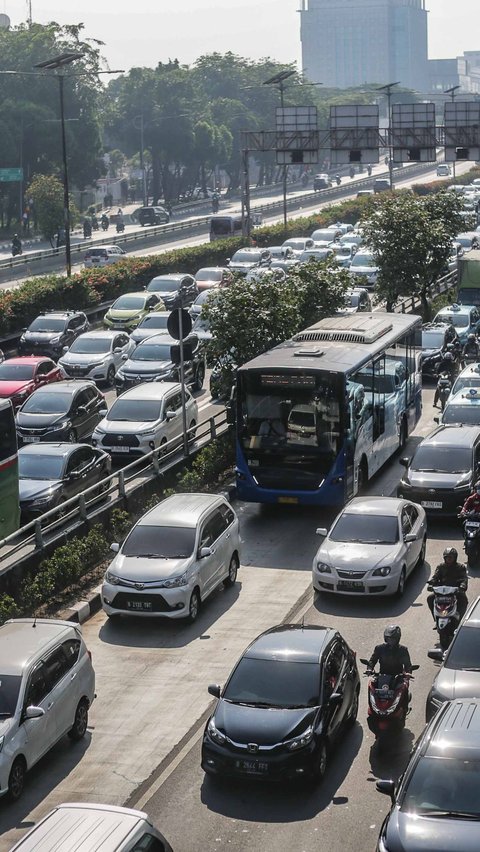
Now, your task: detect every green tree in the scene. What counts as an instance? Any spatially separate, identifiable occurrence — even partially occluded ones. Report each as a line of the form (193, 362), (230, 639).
(361, 191), (464, 317)
(287, 259), (351, 330)
(27, 173), (77, 245)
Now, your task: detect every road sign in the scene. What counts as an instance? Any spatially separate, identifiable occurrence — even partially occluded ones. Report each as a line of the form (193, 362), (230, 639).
(0, 168), (23, 182)
(167, 309), (192, 341)
(444, 102), (480, 162)
(391, 103), (436, 163)
(330, 105), (380, 165)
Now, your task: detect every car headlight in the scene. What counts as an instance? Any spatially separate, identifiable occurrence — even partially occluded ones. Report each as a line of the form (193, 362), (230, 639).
(372, 566), (392, 577)
(105, 570), (120, 585)
(116, 370), (125, 380)
(161, 571), (188, 588)
(49, 420), (70, 432)
(285, 726), (314, 751)
(207, 717), (226, 745)
(31, 494), (55, 506)
(87, 361), (104, 370)
(20, 334), (26, 342)
(50, 336), (61, 345)
(316, 562), (332, 574)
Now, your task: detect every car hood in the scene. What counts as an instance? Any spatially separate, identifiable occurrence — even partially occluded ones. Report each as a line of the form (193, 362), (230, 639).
(385, 809), (480, 851)
(319, 541), (400, 571)
(0, 717), (14, 739)
(23, 331), (56, 341)
(130, 329), (160, 343)
(108, 554), (191, 581)
(60, 353), (107, 366)
(351, 265), (378, 274)
(407, 470), (470, 490)
(121, 358), (173, 373)
(0, 380), (30, 396)
(19, 479), (62, 502)
(96, 418), (159, 435)
(229, 261), (256, 269)
(17, 412), (67, 427)
(107, 309), (143, 319)
(214, 700), (317, 745)
(433, 668), (480, 701)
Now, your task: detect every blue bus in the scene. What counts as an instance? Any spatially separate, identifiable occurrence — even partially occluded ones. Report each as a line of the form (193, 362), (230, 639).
(235, 313), (422, 506)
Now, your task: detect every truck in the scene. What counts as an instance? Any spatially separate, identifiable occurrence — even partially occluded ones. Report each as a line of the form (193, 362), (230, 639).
(458, 249), (480, 307)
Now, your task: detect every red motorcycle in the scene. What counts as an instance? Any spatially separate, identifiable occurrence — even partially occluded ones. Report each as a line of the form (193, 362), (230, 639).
(360, 659), (418, 751)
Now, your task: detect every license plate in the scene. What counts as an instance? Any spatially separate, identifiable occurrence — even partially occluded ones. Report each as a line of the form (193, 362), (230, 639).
(468, 521), (480, 527)
(22, 436), (40, 443)
(111, 445), (130, 453)
(421, 501), (442, 509)
(278, 496), (298, 504)
(126, 601), (152, 610)
(236, 760), (268, 774)
(337, 580), (364, 590)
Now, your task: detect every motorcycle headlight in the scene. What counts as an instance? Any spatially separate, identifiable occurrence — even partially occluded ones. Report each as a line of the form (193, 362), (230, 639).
(316, 562), (332, 574)
(372, 566), (392, 577)
(285, 726), (314, 751)
(207, 717), (226, 745)
(105, 570), (120, 585)
(161, 571), (188, 588)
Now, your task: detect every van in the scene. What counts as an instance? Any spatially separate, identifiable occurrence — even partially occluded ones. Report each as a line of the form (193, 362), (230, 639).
(313, 174), (331, 191)
(373, 178), (390, 193)
(7, 803), (173, 852)
(138, 206), (170, 226)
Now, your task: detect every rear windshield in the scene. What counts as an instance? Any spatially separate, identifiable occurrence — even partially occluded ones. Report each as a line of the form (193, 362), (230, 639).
(445, 625), (480, 670)
(442, 404), (480, 425)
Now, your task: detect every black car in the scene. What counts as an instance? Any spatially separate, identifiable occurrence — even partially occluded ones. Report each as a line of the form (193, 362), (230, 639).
(19, 442), (111, 518)
(18, 311), (89, 359)
(420, 321), (460, 378)
(16, 380), (107, 445)
(115, 333), (205, 395)
(398, 424), (480, 515)
(146, 274), (198, 310)
(376, 698), (480, 852)
(137, 206), (170, 226)
(201, 624), (360, 783)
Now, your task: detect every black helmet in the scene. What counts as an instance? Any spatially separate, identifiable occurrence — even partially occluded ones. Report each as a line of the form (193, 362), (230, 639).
(468, 333), (476, 342)
(446, 343), (454, 351)
(384, 625), (401, 646)
(443, 546), (458, 561)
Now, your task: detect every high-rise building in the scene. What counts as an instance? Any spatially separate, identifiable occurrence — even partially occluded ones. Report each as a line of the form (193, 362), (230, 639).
(300, 0), (428, 92)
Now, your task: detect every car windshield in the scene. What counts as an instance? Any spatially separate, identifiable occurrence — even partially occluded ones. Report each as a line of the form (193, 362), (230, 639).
(122, 525), (195, 558)
(329, 513), (399, 544)
(301, 250), (331, 260)
(231, 251), (261, 263)
(28, 317), (65, 332)
(437, 313), (469, 328)
(445, 625), (480, 669)
(133, 344), (172, 362)
(223, 658), (320, 708)
(107, 399), (162, 422)
(442, 405), (480, 425)
(422, 330), (446, 349)
(411, 445), (471, 473)
(457, 237), (474, 247)
(196, 269), (221, 282)
(112, 296), (145, 310)
(312, 230), (336, 242)
(69, 337), (111, 354)
(0, 674), (22, 717)
(351, 253), (375, 268)
(452, 377), (480, 394)
(283, 240), (305, 250)
(21, 392), (71, 415)
(19, 452), (65, 480)
(0, 364), (35, 380)
(138, 315), (169, 329)
(148, 278), (180, 292)
(400, 755), (480, 817)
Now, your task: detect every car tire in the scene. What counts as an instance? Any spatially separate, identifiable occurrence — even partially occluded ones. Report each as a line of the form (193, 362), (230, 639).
(224, 553), (239, 588)
(7, 757), (26, 802)
(345, 688), (359, 729)
(311, 741), (328, 784)
(396, 567), (406, 598)
(68, 698), (89, 741)
(194, 362), (205, 391)
(106, 365), (115, 387)
(67, 429), (77, 443)
(187, 588), (200, 623)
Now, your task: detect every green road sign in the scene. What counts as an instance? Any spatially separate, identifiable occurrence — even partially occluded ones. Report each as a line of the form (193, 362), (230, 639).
(0, 168), (23, 182)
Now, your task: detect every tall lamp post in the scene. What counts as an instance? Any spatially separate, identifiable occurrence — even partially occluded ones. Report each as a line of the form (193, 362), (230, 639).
(263, 69), (296, 230)
(444, 85), (461, 179)
(377, 81), (400, 190)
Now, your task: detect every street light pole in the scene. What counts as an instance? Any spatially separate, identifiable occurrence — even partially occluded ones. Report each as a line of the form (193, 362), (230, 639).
(58, 72), (72, 275)
(444, 85), (461, 179)
(377, 81), (400, 191)
(263, 69), (296, 232)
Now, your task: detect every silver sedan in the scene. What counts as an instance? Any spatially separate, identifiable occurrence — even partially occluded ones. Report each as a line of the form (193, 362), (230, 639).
(312, 497), (427, 597)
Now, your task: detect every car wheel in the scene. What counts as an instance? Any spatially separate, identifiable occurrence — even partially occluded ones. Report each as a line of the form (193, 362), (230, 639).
(8, 757), (26, 802)
(416, 537), (427, 567)
(194, 362), (205, 391)
(67, 429), (77, 443)
(159, 437), (168, 457)
(187, 588), (200, 623)
(311, 741), (328, 784)
(106, 365), (115, 387)
(396, 567), (406, 598)
(68, 698), (89, 741)
(346, 688), (359, 729)
(224, 553), (239, 588)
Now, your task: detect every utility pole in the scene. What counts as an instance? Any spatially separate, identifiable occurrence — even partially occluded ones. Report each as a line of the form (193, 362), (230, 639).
(444, 85), (460, 179)
(263, 69), (296, 230)
(377, 81), (399, 190)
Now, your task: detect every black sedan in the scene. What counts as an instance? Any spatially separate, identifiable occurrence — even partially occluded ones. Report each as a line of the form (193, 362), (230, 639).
(16, 380), (107, 445)
(201, 624), (359, 783)
(146, 273), (198, 310)
(420, 322), (460, 378)
(19, 443), (111, 519)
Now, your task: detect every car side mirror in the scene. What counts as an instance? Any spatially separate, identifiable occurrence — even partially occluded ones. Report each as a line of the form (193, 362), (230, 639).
(110, 542), (120, 553)
(376, 780), (395, 802)
(208, 684), (221, 698)
(24, 705), (45, 720)
(329, 692), (343, 706)
(76, 405), (86, 414)
(121, 353), (129, 361)
(99, 408), (108, 417)
(113, 347), (122, 354)
(165, 410), (175, 421)
(62, 346), (69, 354)
(399, 458), (410, 467)
(404, 533), (416, 543)
(427, 648), (445, 662)
(316, 527), (328, 536)
(200, 546), (213, 558)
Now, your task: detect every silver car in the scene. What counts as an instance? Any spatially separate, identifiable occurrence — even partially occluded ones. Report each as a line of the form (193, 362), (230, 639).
(58, 330), (135, 387)
(312, 497), (427, 597)
(129, 312), (171, 345)
(102, 493), (241, 622)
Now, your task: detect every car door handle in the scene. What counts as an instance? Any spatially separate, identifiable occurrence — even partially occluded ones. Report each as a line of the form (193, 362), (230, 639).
(226, 533), (231, 539)
(71, 672), (77, 681)
(47, 701), (54, 710)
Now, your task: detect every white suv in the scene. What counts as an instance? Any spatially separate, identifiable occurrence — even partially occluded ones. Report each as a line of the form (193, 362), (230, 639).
(84, 246), (126, 268)
(102, 493), (241, 622)
(58, 330), (136, 387)
(91, 382), (198, 458)
(0, 618), (95, 801)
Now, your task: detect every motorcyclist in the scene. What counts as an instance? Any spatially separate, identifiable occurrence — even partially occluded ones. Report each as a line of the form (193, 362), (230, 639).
(11, 234), (22, 255)
(427, 547), (468, 622)
(433, 345), (456, 406)
(461, 483), (480, 515)
(91, 213), (99, 231)
(463, 333), (480, 362)
(83, 218), (92, 239)
(335, 174), (341, 185)
(101, 213), (109, 231)
(367, 625), (412, 676)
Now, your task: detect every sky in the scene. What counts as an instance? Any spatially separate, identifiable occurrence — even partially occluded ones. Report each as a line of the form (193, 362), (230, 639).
(2, 0), (478, 72)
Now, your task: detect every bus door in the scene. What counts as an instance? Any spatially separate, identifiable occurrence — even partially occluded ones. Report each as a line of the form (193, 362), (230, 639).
(371, 356), (387, 468)
(345, 380), (365, 498)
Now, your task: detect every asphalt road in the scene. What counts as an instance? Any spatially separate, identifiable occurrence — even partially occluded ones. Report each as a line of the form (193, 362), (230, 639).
(0, 383), (475, 851)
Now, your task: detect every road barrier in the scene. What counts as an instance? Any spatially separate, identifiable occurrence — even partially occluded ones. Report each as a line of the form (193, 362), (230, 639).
(394, 269), (457, 314)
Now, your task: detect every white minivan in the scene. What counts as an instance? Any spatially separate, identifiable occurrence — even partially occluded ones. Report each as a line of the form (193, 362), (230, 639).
(91, 382), (198, 458)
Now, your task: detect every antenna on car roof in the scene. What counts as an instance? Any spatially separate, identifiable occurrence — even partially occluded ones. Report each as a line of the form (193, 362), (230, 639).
(32, 614), (37, 628)
(301, 615), (305, 631)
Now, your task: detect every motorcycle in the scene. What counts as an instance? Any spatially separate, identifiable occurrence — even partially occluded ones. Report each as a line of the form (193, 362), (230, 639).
(428, 585), (461, 650)
(335, 175), (341, 186)
(435, 372), (452, 411)
(101, 216), (109, 232)
(116, 220), (125, 233)
(463, 349), (480, 365)
(459, 511), (480, 568)
(359, 659), (418, 751)
(91, 216), (99, 231)
(11, 243), (22, 257)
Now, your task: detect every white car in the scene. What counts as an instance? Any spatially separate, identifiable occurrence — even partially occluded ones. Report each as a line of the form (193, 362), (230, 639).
(349, 250), (379, 288)
(92, 382), (198, 458)
(281, 237), (315, 256)
(440, 387), (480, 426)
(84, 245), (126, 268)
(312, 497), (427, 597)
(451, 363), (480, 396)
(102, 493), (241, 622)
(58, 330), (135, 387)
(0, 618), (95, 801)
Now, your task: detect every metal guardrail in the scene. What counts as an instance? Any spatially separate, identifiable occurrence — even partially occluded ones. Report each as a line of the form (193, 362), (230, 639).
(0, 408), (229, 573)
(393, 269), (457, 314)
